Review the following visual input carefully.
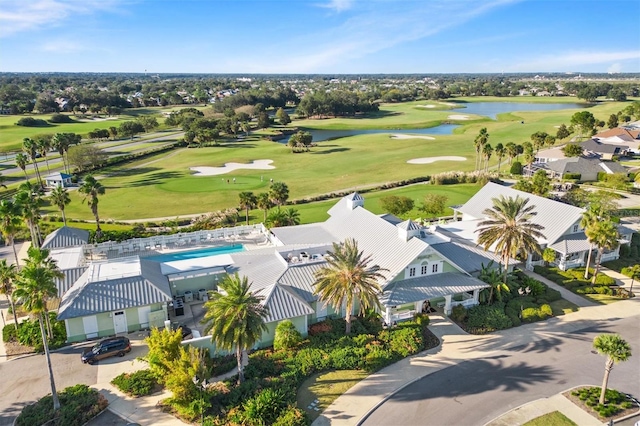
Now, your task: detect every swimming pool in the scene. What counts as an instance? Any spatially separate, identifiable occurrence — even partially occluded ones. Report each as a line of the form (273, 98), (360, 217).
(146, 244), (245, 262)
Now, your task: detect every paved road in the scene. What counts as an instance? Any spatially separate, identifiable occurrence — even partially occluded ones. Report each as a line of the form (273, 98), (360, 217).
(362, 316), (640, 426)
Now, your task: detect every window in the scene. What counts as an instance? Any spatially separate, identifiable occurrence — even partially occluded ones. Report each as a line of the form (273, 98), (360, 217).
(573, 224), (579, 233)
(409, 267), (416, 277)
(421, 265), (428, 275)
(432, 264), (439, 273)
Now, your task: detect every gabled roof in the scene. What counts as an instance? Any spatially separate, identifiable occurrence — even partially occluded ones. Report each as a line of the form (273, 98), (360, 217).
(548, 232), (591, 254)
(542, 156), (627, 176)
(397, 219), (421, 231)
(44, 172), (71, 180)
(380, 273), (488, 306)
(456, 182), (584, 245)
(41, 226), (90, 250)
(258, 284), (315, 323)
(594, 127), (640, 140)
(57, 258), (171, 320)
(276, 262), (326, 303)
(580, 138), (628, 154)
(431, 239), (514, 274)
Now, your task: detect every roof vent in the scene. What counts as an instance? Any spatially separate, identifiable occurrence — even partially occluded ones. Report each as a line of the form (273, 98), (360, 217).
(346, 192), (364, 210)
(397, 219), (421, 241)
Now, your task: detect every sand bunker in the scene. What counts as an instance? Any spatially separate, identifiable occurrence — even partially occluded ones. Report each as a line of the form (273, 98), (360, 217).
(447, 114), (470, 120)
(191, 160), (275, 176)
(417, 104), (436, 108)
(390, 134), (435, 140)
(407, 156), (466, 164)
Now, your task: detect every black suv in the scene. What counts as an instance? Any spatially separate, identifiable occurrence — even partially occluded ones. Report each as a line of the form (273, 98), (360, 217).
(81, 337), (131, 364)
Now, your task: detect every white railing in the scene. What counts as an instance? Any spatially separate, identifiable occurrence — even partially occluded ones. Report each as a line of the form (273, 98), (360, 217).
(391, 310), (415, 323)
(600, 252), (619, 262)
(84, 224), (267, 259)
(557, 258), (584, 271)
(451, 298), (477, 308)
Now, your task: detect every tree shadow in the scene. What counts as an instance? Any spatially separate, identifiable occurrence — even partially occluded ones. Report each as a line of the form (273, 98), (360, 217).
(106, 167), (160, 178)
(128, 171), (183, 187)
(383, 356), (557, 404)
(312, 147), (351, 155)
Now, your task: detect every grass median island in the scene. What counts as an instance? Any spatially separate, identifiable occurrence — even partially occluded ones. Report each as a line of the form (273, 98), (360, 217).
(297, 370), (369, 421)
(533, 266), (629, 305)
(565, 387), (638, 421)
(523, 411), (577, 426)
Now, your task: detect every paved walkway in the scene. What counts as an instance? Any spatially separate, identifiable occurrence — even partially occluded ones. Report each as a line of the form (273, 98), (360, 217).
(312, 298), (640, 426)
(600, 267), (638, 294)
(522, 270), (598, 307)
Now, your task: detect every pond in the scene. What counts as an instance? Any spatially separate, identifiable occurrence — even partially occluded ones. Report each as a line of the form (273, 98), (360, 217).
(281, 101), (585, 143)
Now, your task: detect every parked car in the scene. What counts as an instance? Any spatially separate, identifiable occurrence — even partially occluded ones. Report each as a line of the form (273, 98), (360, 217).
(81, 336), (131, 364)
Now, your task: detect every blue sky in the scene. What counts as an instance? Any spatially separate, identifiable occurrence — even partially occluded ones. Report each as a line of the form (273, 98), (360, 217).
(1, 0), (639, 73)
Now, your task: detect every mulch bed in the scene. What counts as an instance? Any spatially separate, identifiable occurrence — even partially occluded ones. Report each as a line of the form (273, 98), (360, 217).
(3, 339), (36, 358)
(563, 387), (639, 421)
(422, 327), (440, 351)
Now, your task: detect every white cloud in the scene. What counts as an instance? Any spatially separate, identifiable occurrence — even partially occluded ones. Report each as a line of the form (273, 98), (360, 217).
(0, 0), (123, 37)
(41, 39), (87, 53)
(607, 62), (622, 74)
(239, 0), (520, 73)
(318, 0), (354, 13)
(508, 50), (640, 72)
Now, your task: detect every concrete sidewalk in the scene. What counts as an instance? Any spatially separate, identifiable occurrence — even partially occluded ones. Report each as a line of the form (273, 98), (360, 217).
(600, 267), (638, 294)
(312, 298), (640, 426)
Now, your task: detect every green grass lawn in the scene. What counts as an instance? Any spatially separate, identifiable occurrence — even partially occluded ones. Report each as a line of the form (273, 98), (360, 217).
(297, 369), (369, 421)
(523, 411), (577, 426)
(549, 299), (580, 316)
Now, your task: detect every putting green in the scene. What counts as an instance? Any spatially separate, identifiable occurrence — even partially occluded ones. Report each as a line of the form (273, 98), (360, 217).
(158, 175), (270, 193)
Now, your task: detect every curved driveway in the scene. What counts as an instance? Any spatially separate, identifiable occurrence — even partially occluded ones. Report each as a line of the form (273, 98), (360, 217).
(362, 316), (640, 426)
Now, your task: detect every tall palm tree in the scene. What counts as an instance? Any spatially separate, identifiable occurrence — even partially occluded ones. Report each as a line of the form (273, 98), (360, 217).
(256, 192), (272, 223)
(624, 264), (640, 297)
(592, 334), (632, 405)
(476, 195), (546, 282)
(505, 142), (518, 165)
(22, 137), (42, 185)
(478, 261), (509, 304)
(268, 181), (289, 207)
(0, 260), (19, 330)
(78, 175), (105, 238)
(580, 207), (600, 279)
(495, 143), (505, 173)
(283, 207), (300, 226)
(36, 135), (52, 175)
(482, 143), (493, 172)
(14, 247), (63, 411)
(15, 153), (29, 181)
(585, 220), (619, 285)
(474, 128), (489, 171)
(49, 186), (71, 226)
(314, 238), (387, 334)
(201, 273), (268, 384)
(15, 183), (43, 248)
(238, 191), (257, 225)
(0, 199), (23, 266)
(23, 247), (61, 339)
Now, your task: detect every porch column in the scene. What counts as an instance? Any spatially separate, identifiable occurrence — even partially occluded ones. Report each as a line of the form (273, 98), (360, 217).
(472, 289), (480, 303)
(526, 252), (533, 271)
(385, 306), (392, 326)
(444, 295), (452, 316)
(453, 210), (458, 221)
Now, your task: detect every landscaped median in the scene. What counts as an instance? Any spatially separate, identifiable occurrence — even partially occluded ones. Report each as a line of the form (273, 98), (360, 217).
(533, 266), (631, 305)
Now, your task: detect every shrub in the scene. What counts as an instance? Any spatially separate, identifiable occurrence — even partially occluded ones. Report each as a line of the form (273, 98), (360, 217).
(273, 405), (309, 426)
(329, 346), (365, 369)
(594, 274), (616, 286)
(414, 313), (430, 327)
(450, 304), (467, 323)
(381, 325), (424, 357)
(242, 387), (291, 426)
(16, 384), (108, 426)
(16, 117), (48, 127)
(539, 304), (553, 318)
(563, 172), (581, 180)
(521, 307), (540, 323)
(545, 287), (562, 302)
(15, 313), (67, 351)
(111, 369), (158, 397)
(465, 305), (512, 332)
(49, 113), (74, 123)
(308, 320), (332, 336)
(274, 320), (303, 351)
(510, 161), (523, 175)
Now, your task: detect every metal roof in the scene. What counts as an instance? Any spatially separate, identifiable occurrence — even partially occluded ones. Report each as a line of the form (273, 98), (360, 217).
(397, 219), (421, 231)
(41, 226), (90, 250)
(431, 240), (513, 274)
(258, 284), (315, 323)
(276, 262), (326, 302)
(57, 258), (171, 320)
(380, 273), (488, 306)
(270, 223), (336, 245)
(228, 248), (288, 292)
(548, 232), (591, 254)
(456, 182), (585, 245)
(55, 266), (88, 298)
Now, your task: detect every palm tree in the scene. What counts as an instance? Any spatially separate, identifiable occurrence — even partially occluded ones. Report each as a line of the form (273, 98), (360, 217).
(585, 220), (618, 285)
(581, 207), (600, 279)
(268, 181), (289, 206)
(36, 135), (52, 175)
(283, 207), (300, 226)
(0, 199), (23, 266)
(14, 247), (63, 411)
(476, 195), (546, 282)
(238, 191), (257, 225)
(313, 238), (387, 334)
(15, 153), (29, 181)
(23, 247), (61, 339)
(0, 260), (19, 330)
(505, 142), (518, 165)
(623, 264), (640, 297)
(79, 175), (105, 238)
(474, 128), (489, 171)
(266, 207), (289, 228)
(482, 143), (493, 172)
(22, 137), (42, 185)
(592, 334), (632, 405)
(49, 186), (71, 226)
(256, 192), (272, 223)
(478, 261), (509, 304)
(201, 273), (268, 384)
(495, 143), (505, 173)
(15, 183), (43, 248)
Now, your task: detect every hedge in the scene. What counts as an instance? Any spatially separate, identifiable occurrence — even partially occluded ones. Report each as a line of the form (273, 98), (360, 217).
(111, 369), (158, 397)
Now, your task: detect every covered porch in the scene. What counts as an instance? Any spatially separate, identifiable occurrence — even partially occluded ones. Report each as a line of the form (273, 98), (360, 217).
(380, 272), (489, 323)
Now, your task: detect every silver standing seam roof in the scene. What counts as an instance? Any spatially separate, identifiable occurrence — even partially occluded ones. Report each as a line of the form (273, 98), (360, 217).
(41, 226), (90, 250)
(258, 284), (315, 323)
(58, 258), (171, 320)
(456, 182), (585, 245)
(380, 273), (488, 307)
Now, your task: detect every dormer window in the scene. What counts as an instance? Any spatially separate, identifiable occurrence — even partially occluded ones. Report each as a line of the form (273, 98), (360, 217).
(421, 265), (428, 275)
(409, 267), (416, 277)
(573, 224), (579, 233)
(432, 264), (439, 273)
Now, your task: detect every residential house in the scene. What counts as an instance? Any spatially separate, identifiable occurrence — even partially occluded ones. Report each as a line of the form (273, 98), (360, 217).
(44, 172), (72, 188)
(527, 156), (627, 181)
(445, 182), (631, 271)
(580, 138), (628, 160)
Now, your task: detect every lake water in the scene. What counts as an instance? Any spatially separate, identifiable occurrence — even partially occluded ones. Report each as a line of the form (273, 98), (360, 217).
(282, 101), (584, 143)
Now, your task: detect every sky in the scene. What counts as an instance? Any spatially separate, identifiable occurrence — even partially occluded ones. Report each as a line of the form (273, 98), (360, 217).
(1, 0), (639, 74)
